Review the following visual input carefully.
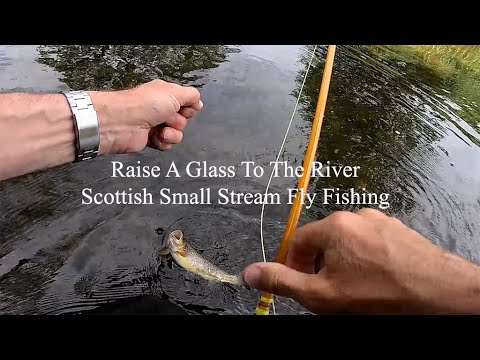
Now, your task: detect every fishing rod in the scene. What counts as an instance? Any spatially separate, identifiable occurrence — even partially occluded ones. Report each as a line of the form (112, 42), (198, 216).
(254, 45), (337, 315)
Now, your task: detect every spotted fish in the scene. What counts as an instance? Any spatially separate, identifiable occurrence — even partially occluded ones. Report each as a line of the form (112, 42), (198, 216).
(158, 230), (248, 288)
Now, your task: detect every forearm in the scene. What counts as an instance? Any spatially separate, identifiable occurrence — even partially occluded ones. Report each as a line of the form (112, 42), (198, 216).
(0, 92), (124, 181)
(436, 253), (480, 313)
(0, 93), (78, 181)
(0, 81), (201, 181)
(412, 251), (480, 314)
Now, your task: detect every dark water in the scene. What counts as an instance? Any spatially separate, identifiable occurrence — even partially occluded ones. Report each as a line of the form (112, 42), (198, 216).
(1, 45), (479, 315)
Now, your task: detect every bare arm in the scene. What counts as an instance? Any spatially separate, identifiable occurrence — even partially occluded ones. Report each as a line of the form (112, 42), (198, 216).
(0, 80), (203, 181)
(0, 93), (77, 180)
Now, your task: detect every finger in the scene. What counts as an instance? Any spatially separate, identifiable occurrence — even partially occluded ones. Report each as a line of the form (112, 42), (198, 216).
(356, 208), (388, 223)
(148, 128), (174, 151)
(179, 106), (198, 119)
(242, 262), (330, 302)
(159, 127), (183, 145)
(313, 253), (326, 274)
(171, 85), (202, 108)
(289, 218), (334, 254)
(355, 208), (399, 234)
(191, 99), (203, 111)
(285, 220), (331, 273)
(164, 113), (188, 132)
(285, 245), (316, 274)
(157, 143), (173, 151)
(286, 211), (362, 270)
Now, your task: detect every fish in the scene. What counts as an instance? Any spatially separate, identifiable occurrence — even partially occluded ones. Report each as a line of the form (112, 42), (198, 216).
(158, 229), (248, 288)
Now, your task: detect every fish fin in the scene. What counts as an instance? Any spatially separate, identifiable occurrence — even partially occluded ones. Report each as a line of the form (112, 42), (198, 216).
(157, 247), (170, 257)
(177, 249), (188, 257)
(222, 274), (249, 289)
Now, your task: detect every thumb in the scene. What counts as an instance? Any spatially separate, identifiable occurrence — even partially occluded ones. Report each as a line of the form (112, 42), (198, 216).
(171, 85), (202, 109)
(242, 262), (314, 299)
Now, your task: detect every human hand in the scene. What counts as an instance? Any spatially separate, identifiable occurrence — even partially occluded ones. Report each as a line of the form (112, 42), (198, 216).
(90, 79), (203, 155)
(243, 209), (480, 314)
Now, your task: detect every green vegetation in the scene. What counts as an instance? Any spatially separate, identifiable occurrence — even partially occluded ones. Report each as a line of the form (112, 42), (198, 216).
(368, 45), (480, 133)
(379, 46), (480, 78)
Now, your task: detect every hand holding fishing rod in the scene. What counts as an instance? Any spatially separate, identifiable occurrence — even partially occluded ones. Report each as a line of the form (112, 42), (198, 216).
(245, 44), (480, 315)
(243, 208), (480, 314)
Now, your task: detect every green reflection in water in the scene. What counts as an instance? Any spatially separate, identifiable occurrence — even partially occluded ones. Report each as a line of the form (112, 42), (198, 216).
(36, 45), (240, 90)
(291, 45), (448, 219)
(369, 45), (480, 136)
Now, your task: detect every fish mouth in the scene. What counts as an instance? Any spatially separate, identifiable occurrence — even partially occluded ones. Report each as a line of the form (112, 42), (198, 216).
(171, 230), (183, 241)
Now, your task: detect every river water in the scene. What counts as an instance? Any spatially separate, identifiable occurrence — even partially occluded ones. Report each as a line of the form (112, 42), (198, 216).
(0, 45), (479, 314)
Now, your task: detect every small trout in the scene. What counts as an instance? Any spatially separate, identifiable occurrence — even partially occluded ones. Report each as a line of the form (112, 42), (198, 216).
(158, 230), (248, 288)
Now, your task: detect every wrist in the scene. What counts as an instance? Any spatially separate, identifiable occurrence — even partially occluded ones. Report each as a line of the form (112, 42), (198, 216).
(88, 90), (129, 156)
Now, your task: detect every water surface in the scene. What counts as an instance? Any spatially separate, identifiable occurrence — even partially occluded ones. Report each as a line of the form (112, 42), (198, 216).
(1, 45), (479, 314)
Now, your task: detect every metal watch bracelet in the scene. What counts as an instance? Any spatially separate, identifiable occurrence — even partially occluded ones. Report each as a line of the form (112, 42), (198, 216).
(61, 90), (100, 162)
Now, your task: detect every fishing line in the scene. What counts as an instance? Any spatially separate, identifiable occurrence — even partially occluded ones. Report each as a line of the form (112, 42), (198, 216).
(259, 45), (318, 315)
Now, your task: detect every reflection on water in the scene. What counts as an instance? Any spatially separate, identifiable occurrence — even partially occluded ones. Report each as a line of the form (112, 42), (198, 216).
(36, 45), (240, 89)
(294, 45), (446, 219)
(1, 45), (480, 314)
(293, 45), (480, 257)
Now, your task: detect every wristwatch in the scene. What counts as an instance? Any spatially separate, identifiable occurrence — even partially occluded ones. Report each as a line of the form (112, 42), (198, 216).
(62, 90), (100, 162)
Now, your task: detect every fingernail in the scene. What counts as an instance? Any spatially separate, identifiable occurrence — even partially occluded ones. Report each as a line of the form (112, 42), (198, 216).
(243, 264), (261, 287)
(199, 100), (204, 109)
(163, 129), (174, 142)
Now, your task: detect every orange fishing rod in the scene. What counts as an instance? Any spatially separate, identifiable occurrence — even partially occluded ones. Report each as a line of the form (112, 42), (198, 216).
(255, 45), (337, 315)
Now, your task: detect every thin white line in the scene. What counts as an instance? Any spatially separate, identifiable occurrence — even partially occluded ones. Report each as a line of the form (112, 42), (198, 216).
(259, 45), (318, 315)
